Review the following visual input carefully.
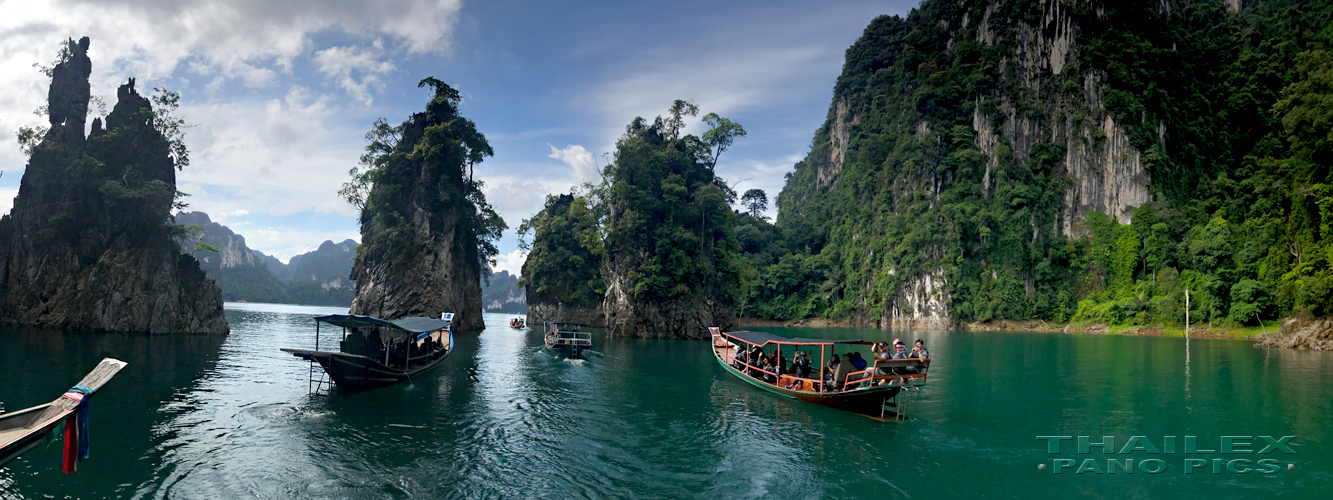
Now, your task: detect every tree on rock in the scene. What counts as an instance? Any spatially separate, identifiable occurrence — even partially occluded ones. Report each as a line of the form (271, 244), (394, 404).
(600, 101), (744, 338)
(344, 77), (505, 330)
(519, 190), (606, 325)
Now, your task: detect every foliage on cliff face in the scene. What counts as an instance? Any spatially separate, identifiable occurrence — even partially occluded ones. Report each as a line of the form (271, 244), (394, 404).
(343, 78), (506, 280)
(518, 192), (604, 308)
(745, 0), (1333, 328)
(522, 102), (746, 334)
(601, 104), (743, 314)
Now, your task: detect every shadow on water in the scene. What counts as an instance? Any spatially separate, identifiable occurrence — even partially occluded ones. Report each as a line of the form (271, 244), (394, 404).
(2, 308), (1332, 499)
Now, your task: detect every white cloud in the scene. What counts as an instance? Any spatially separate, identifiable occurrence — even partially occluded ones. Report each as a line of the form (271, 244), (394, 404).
(547, 144), (599, 183)
(587, 45), (827, 143)
(0, 188), (17, 216)
(0, 0), (463, 172)
(230, 209), (249, 217)
(478, 172), (581, 228)
(313, 45), (396, 104)
(490, 248), (526, 276)
(176, 85), (363, 217)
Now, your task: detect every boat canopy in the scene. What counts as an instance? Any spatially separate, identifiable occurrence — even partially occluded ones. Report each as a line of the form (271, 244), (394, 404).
(722, 330), (873, 347)
(315, 314), (451, 340)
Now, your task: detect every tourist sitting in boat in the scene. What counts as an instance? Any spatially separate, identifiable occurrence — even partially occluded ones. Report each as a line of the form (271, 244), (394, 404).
(849, 352), (868, 370)
(872, 342), (891, 370)
(831, 352), (853, 390)
(734, 345), (748, 369)
(823, 354), (841, 388)
(793, 351), (812, 378)
(761, 355), (776, 384)
(887, 341), (913, 381)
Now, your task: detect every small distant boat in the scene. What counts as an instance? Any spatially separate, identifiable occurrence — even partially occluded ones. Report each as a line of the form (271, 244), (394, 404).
(1, 358), (128, 470)
(281, 313), (454, 395)
(509, 317), (526, 329)
(709, 328), (930, 419)
(544, 322), (592, 358)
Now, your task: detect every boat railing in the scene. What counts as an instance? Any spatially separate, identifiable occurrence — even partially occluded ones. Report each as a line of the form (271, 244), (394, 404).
(852, 359), (932, 387)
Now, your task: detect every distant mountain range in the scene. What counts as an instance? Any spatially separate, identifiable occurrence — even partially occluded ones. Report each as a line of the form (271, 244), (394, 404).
(176, 211), (527, 311)
(481, 270), (525, 314)
(175, 212), (355, 307)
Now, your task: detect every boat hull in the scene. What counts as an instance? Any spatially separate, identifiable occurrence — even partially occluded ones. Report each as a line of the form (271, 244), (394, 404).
(711, 344), (902, 416)
(282, 349), (450, 395)
(0, 403), (64, 468)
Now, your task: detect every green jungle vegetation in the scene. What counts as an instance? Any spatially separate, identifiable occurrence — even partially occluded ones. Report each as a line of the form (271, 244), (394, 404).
(521, 102), (747, 321)
(524, 0), (1333, 332)
(342, 78), (506, 282)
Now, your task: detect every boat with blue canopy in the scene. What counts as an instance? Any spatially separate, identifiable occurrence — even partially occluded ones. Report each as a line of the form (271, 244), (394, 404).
(281, 313), (454, 395)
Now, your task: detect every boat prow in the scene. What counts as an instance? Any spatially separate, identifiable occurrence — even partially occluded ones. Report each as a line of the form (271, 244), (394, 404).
(1, 358), (128, 469)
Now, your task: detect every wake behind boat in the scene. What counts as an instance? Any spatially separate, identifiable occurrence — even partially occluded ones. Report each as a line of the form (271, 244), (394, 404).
(282, 313), (454, 395)
(710, 328), (930, 419)
(544, 322), (592, 358)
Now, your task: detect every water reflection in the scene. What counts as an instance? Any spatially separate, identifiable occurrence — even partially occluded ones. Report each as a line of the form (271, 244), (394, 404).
(2, 308), (1332, 499)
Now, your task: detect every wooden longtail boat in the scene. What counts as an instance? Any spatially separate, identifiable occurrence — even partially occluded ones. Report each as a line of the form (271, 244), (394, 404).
(710, 328), (930, 418)
(509, 317), (526, 329)
(544, 322), (592, 358)
(1, 358), (128, 469)
(281, 313), (454, 395)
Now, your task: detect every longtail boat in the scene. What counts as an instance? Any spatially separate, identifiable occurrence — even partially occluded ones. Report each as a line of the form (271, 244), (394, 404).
(509, 317), (526, 329)
(544, 322), (592, 358)
(281, 313), (454, 395)
(709, 328), (930, 419)
(1, 358), (128, 470)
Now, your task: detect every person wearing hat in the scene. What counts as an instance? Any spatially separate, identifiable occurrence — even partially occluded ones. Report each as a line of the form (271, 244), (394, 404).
(887, 340), (913, 384)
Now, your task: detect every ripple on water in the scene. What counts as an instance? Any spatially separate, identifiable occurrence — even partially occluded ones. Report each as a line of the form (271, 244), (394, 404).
(2, 310), (1332, 499)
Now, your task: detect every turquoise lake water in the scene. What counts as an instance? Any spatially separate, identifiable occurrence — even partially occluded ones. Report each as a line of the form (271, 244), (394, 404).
(1, 303), (1331, 499)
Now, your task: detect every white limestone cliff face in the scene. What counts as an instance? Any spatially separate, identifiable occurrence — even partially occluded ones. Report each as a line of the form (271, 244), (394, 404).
(887, 268), (951, 331)
(969, 0), (1153, 236)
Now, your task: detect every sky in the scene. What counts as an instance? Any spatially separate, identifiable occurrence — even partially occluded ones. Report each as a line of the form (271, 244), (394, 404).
(0, 0), (919, 273)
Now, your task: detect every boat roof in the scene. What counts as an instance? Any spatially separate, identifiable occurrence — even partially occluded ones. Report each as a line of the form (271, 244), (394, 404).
(721, 330), (872, 347)
(315, 314), (452, 334)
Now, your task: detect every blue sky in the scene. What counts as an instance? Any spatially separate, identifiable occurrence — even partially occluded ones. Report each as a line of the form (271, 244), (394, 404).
(0, 0), (917, 273)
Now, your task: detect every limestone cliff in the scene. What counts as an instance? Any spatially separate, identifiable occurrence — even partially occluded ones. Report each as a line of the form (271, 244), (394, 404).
(773, 0), (1184, 329)
(0, 37), (227, 334)
(480, 270), (526, 314)
(348, 79), (498, 330)
(176, 211), (287, 303)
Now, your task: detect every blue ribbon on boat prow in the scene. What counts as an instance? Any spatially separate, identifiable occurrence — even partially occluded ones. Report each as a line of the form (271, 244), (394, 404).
(65, 385), (95, 461)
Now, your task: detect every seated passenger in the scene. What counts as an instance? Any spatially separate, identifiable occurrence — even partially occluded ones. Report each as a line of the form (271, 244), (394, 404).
(832, 352), (853, 390)
(761, 356), (776, 384)
(791, 352), (810, 379)
(850, 352), (868, 370)
(902, 339), (929, 375)
(888, 341), (911, 382)
(824, 354), (842, 388)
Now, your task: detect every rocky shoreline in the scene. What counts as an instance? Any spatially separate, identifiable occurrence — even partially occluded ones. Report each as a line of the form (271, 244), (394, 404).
(730, 315), (1333, 349)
